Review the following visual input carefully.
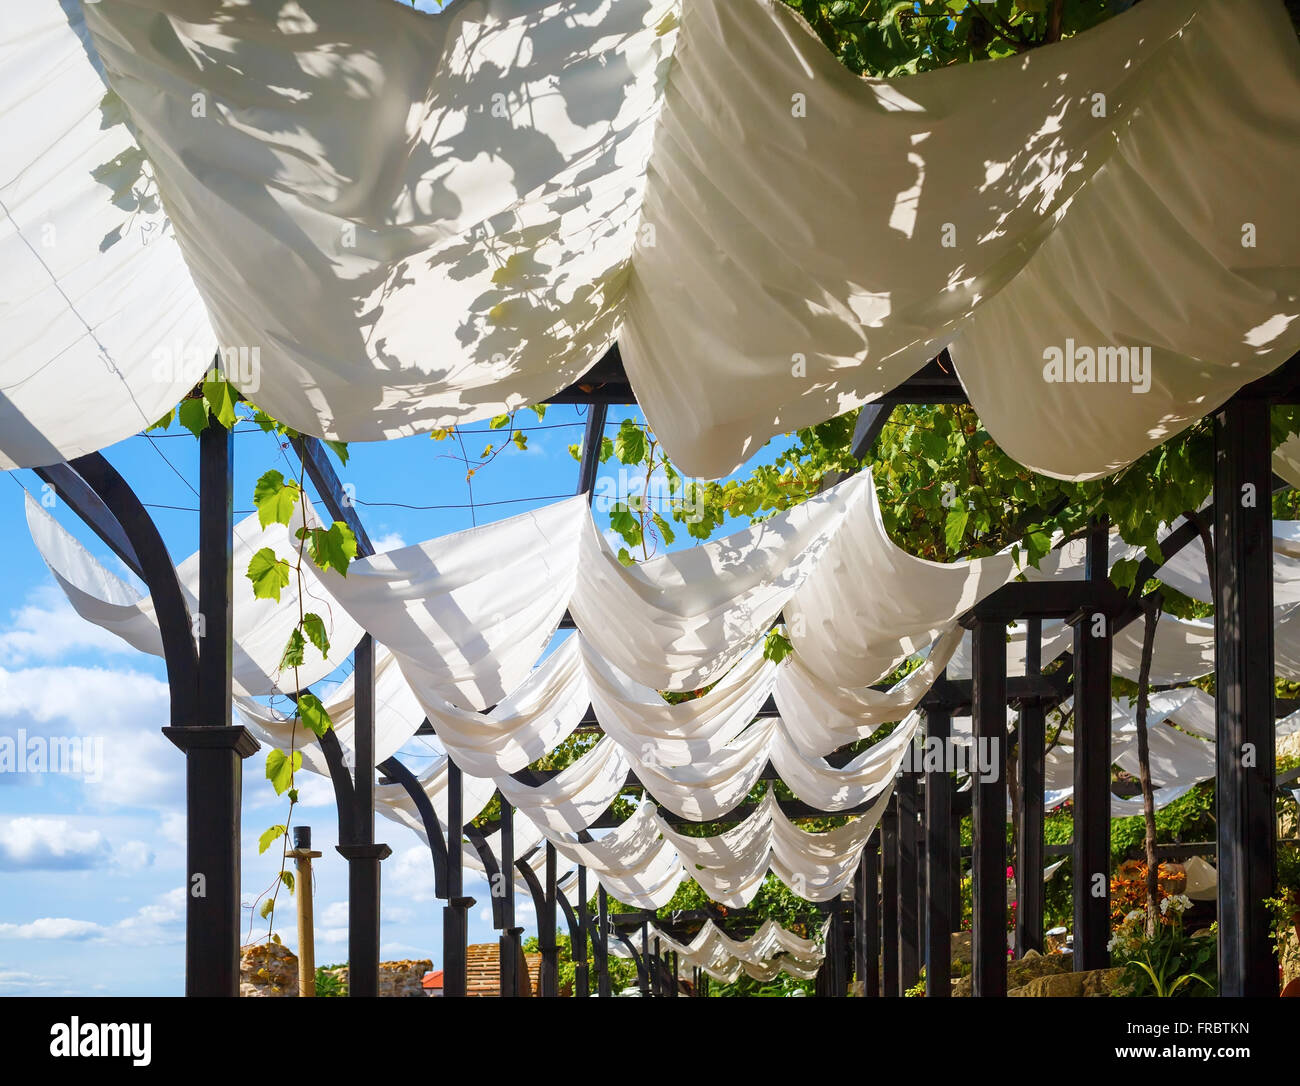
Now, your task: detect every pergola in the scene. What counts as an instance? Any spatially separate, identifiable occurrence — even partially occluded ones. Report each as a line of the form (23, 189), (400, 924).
(29, 341), (1300, 998)
(5, 0), (1300, 1001)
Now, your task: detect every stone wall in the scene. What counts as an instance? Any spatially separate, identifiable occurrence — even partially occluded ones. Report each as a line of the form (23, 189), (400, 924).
(240, 943), (298, 997)
(321, 959), (432, 997)
(241, 945), (431, 997)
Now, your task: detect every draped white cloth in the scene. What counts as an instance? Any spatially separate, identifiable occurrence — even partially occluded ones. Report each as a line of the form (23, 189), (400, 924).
(26, 492), (362, 696)
(1155, 520), (1300, 607)
(582, 637), (776, 767)
(0, 2), (213, 470)
(768, 714), (919, 812)
(542, 800), (686, 910)
(8, 0), (1297, 481)
(633, 719), (779, 821)
(663, 787), (894, 906)
(412, 635), (589, 778)
(569, 473), (868, 690)
(373, 755), (498, 848)
(785, 469), (1020, 687)
(774, 626), (962, 756)
(615, 917), (827, 985)
(235, 643), (425, 773)
(496, 736), (631, 835)
(317, 496), (586, 710)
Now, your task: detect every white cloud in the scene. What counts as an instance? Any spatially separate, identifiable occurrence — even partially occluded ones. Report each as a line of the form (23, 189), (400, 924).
(318, 901), (348, 928)
(386, 845), (437, 904)
(0, 970), (55, 993)
(110, 840), (155, 873)
(0, 663), (178, 809)
(0, 587), (145, 667)
(369, 531), (407, 554)
(0, 917), (102, 940)
(0, 888), (185, 947)
(0, 817), (108, 871)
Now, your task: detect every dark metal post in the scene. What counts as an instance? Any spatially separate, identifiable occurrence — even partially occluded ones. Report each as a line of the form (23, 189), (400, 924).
(499, 799), (518, 997)
(971, 618), (1008, 997)
(443, 760), (471, 998)
(541, 843), (559, 997)
(575, 866), (590, 997)
(596, 887), (611, 997)
(162, 408), (258, 997)
(897, 769), (920, 990)
(1016, 620), (1045, 957)
(639, 922), (651, 996)
(336, 635), (390, 997)
(853, 855), (868, 992)
(925, 700), (953, 996)
(1072, 519), (1112, 972)
(881, 800), (900, 995)
(863, 833), (880, 996)
(1214, 397), (1277, 995)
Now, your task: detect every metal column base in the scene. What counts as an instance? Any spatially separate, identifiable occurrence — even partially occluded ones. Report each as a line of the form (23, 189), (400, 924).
(442, 895), (475, 997)
(336, 842), (392, 997)
(162, 724), (259, 997)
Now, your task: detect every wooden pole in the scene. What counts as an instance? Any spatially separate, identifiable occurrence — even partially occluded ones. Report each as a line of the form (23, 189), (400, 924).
(289, 826), (322, 997)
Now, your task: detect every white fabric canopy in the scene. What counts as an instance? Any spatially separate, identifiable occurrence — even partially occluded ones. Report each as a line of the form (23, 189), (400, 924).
(662, 787), (893, 906)
(785, 469), (1020, 687)
(1155, 520), (1300, 607)
(413, 634), (589, 778)
(768, 714), (920, 812)
(0, 2), (213, 469)
(8, 0), (1297, 481)
(318, 496), (585, 710)
(774, 626), (962, 757)
(373, 755), (498, 849)
(235, 643), (425, 773)
(582, 636), (776, 767)
(569, 472), (868, 691)
(496, 736), (631, 835)
(26, 491), (362, 696)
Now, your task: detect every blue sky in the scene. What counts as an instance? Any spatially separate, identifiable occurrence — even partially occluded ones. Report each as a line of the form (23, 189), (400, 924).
(0, 399), (793, 995)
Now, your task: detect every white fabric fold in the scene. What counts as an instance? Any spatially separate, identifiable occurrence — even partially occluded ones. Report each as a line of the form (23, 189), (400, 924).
(582, 635), (776, 766)
(786, 469), (1020, 687)
(413, 635), (589, 778)
(10, 0), (1299, 481)
(569, 473), (869, 691)
(768, 714), (919, 812)
(27, 492), (362, 696)
(317, 496), (586, 710)
(775, 627), (962, 757)
(0, 2), (213, 469)
(235, 643), (424, 773)
(373, 755), (498, 848)
(496, 736), (631, 835)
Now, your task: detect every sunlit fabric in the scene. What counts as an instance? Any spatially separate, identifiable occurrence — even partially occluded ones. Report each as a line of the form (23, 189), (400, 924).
(0, 2), (213, 470)
(3, 0), (1296, 478)
(785, 469), (1020, 687)
(25, 491), (362, 695)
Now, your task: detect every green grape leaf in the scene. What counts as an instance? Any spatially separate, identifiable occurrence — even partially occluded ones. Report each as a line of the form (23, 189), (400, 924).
(247, 548), (291, 602)
(253, 469), (301, 529)
(258, 824), (287, 855)
(202, 375), (238, 430)
(280, 627), (305, 670)
(301, 613), (329, 658)
(265, 748), (301, 795)
(297, 693), (332, 738)
(178, 398), (209, 439)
